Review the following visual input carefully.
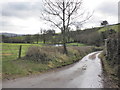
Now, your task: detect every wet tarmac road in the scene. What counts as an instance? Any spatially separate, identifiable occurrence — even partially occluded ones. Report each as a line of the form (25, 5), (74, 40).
(3, 51), (103, 88)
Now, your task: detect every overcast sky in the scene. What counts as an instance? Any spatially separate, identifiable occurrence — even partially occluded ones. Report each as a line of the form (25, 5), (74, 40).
(0, 0), (119, 34)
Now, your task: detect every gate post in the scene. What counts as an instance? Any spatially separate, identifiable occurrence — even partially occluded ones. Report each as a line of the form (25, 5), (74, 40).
(18, 45), (22, 58)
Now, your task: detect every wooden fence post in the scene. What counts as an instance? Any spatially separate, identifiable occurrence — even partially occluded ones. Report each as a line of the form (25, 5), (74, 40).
(105, 39), (108, 57)
(18, 45), (22, 58)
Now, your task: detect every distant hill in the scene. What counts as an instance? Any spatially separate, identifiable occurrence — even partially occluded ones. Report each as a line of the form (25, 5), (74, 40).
(0, 33), (25, 37)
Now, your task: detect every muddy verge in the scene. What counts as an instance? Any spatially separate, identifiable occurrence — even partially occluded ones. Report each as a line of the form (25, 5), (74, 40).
(100, 53), (119, 88)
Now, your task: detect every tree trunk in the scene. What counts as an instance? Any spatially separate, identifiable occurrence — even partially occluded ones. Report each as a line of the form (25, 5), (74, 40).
(37, 38), (39, 44)
(63, 42), (67, 54)
(62, 1), (67, 54)
(43, 34), (46, 44)
(43, 39), (45, 44)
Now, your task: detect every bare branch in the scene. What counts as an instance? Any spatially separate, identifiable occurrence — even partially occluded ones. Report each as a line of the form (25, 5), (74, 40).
(41, 0), (92, 32)
(45, 19), (62, 30)
(43, 0), (63, 20)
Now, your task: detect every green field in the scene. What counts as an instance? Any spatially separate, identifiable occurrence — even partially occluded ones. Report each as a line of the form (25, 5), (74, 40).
(98, 24), (119, 32)
(67, 43), (86, 46)
(2, 43), (43, 61)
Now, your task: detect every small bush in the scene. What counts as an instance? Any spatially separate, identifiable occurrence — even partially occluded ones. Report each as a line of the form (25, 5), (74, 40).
(26, 46), (51, 62)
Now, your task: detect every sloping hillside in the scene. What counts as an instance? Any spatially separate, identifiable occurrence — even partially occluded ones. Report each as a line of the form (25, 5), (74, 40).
(98, 24), (119, 32)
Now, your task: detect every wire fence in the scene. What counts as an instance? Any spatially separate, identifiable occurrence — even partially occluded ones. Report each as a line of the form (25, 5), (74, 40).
(2, 45), (32, 61)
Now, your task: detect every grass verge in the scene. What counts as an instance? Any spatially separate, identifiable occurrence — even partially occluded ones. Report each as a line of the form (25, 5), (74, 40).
(99, 51), (119, 88)
(3, 46), (95, 80)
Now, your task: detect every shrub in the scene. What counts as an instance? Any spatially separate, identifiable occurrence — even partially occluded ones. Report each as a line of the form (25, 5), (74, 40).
(26, 46), (50, 62)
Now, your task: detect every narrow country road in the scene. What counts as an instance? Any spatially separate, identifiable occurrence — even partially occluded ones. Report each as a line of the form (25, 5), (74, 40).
(3, 51), (103, 88)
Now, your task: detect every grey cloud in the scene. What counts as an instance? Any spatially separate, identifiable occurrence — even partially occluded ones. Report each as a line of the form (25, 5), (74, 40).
(4, 3), (31, 11)
(1, 1), (44, 33)
(2, 2), (43, 18)
(0, 21), (11, 26)
(96, 2), (118, 17)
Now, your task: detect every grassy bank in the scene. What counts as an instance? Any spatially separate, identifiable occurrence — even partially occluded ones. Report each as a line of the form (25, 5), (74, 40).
(3, 46), (95, 80)
(99, 51), (119, 88)
(98, 24), (119, 32)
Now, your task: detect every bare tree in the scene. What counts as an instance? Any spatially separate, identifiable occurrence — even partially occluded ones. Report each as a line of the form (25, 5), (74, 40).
(34, 33), (39, 44)
(41, 0), (92, 54)
(43, 29), (47, 44)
